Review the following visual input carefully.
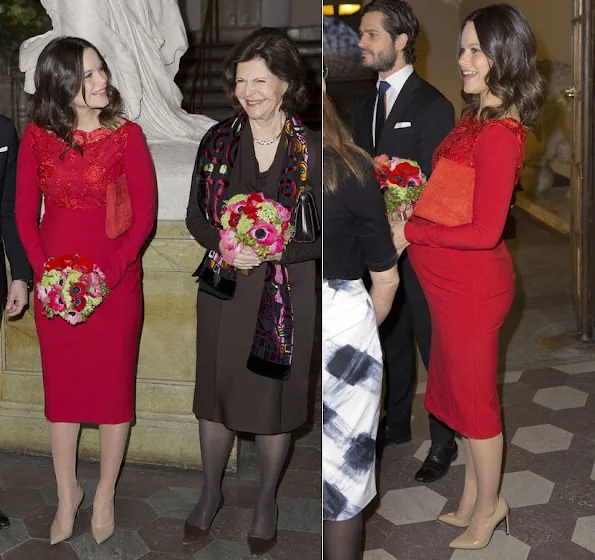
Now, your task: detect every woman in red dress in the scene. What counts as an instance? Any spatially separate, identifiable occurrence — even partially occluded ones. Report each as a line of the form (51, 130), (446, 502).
(15, 37), (156, 545)
(391, 4), (546, 551)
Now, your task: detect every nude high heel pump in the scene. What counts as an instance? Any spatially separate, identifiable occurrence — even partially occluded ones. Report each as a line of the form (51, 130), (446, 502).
(449, 496), (510, 550)
(91, 499), (115, 545)
(438, 508), (473, 528)
(50, 483), (85, 545)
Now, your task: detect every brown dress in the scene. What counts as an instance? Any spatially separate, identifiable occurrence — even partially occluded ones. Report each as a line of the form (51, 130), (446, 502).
(186, 122), (321, 434)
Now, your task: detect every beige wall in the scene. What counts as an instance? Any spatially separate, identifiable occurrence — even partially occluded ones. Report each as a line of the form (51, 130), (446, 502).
(405, 0), (573, 117)
(460, 0), (572, 63)
(407, 0), (463, 115)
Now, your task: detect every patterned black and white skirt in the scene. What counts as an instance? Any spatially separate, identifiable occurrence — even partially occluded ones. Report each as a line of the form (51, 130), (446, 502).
(322, 278), (383, 522)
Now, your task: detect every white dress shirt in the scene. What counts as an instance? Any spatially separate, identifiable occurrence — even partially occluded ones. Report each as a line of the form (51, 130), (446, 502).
(373, 64), (415, 147)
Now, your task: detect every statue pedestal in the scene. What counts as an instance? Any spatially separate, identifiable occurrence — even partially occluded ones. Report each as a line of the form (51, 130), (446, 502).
(0, 219), (236, 470)
(149, 141), (198, 220)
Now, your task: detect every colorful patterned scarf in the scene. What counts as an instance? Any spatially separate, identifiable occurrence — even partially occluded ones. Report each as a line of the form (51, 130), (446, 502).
(192, 112), (309, 380)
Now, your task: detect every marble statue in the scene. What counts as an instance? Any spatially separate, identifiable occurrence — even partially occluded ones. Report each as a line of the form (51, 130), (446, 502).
(20, 0), (217, 220)
(19, 0), (215, 143)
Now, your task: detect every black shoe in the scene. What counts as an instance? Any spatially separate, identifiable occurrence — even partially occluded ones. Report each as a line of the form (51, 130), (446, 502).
(414, 441), (458, 483)
(0, 510), (10, 529)
(377, 421), (412, 447)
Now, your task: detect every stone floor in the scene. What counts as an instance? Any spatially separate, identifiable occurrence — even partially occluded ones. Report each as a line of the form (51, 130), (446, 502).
(0, 417), (321, 560)
(0, 334), (322, 560)
(363, 210), (595, 559)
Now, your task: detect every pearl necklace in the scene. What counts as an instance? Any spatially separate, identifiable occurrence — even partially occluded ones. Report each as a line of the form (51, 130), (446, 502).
(253, 130), (282, 146)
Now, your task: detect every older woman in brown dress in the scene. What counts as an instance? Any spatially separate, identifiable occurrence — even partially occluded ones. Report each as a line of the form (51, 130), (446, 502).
(184, 27), (320, 555)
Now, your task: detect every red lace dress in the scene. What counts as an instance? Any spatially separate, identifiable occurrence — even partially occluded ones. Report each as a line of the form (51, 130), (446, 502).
(404, 116), (526, 439)
(15, 121), (156, 424)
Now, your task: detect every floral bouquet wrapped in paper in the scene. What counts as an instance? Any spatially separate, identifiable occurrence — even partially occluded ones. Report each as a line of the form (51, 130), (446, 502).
(219, 192), (294, 272)
(374, 155), (427, 221)
(36, 254), (110, 325)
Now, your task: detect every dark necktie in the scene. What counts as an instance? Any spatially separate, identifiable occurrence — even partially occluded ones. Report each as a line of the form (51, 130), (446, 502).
(375, 80), (391, 148)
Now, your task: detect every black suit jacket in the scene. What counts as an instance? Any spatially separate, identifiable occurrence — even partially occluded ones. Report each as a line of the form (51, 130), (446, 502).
(0, 116), (32, 303)
(351, 71), (455, 177)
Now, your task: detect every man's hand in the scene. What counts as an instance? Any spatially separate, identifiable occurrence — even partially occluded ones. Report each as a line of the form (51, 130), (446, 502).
(5, 280), (29, 317)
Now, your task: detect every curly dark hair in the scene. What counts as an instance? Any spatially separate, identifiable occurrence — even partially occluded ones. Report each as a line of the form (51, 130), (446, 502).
(461, 3), (547, 129)
(361, 0), (419, 65)
(221, 27), (308, 116)
(30, 36), (124, 153)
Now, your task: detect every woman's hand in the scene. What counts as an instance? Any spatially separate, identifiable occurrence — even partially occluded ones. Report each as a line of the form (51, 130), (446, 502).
(390, 220), (411, 256)
(262, 251), (282, 262)
(229, 244), (261, 270)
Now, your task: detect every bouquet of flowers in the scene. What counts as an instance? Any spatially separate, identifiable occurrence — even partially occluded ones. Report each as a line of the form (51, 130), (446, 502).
(374, 154), (427, 221)
(219, 192), (294, 271)
(36, 254), (110, 325)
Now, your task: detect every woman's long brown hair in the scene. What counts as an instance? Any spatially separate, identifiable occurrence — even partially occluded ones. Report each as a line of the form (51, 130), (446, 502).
(323, 90), (373, 193)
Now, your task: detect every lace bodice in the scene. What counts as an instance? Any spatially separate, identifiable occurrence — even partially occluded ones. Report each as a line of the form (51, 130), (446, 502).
(433, 114), (527, 184)
(28, 121), (132, 210)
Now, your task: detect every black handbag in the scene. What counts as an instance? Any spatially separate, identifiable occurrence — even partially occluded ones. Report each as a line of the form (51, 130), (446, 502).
(293, 186), (320, 243)
(192, 249), (237, 300)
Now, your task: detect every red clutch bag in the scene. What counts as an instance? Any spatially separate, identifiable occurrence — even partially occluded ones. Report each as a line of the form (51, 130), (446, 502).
(413, 158), (475, 227)
(106, 173), (132, 239)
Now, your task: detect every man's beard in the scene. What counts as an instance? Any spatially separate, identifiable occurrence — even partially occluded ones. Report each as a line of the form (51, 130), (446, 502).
(361, 45), (398, 73)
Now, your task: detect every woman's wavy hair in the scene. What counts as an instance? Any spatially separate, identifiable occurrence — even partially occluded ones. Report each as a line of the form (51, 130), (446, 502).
(323, 90), (372, 194)
(221, 27), (308, 116)
(30, 36), (124, 153)
(460, 3), (547, 129)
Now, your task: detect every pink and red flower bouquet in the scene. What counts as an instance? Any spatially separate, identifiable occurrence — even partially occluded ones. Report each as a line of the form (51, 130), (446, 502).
(36, 254), (110, 326)
(374, 155), (427, 220)
(219, 192), (294, 264)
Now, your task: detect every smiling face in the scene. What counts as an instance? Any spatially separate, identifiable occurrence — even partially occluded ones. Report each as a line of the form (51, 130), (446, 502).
(458, 22), (492, 98)
(72, 48), (109, 112)
(358, 11), (403, 75)
(234, 58), (288, 122)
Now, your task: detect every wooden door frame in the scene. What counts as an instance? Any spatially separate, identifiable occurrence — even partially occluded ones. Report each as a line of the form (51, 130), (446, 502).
(571, 0), (595, 339)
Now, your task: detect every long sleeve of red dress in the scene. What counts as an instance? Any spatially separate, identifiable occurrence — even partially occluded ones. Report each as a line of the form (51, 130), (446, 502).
(404, 124), (521, 250)
(103, 124), (156, 288)
(15, 125), (46, 278)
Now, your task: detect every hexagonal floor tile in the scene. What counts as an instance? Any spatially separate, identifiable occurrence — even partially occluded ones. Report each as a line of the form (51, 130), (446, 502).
(450, 530), (531, 559)
(71, 529), (149, 559)
(497, 370), (523, 384)
(414, 439), (465, 466)
(363, 551), (398, 560)
(3, 539), (79, 560)
(572, 516), (595, 553)
(500, 471), (555, 508)
(0, 519), (29, 554)
(195, 539), (270, 559)
(377, 486), (447, 526)
(534, 386), (588, 410)
(511, 424), (573, 454)
(554, 361), (595, 375)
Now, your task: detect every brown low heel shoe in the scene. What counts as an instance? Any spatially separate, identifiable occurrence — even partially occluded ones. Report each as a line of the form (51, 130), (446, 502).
(182, 498), (224, 546)
(247, 533), (278, 557)
(247, 505), (278, 557)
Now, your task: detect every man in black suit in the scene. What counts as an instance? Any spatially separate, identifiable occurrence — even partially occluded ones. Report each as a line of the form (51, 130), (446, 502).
(0, 115), (33, 528)
(351, 0), (457, 483)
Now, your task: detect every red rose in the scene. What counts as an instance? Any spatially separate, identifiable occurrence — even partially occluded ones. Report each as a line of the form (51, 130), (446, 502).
(248, 192), (266, 204)
(395, 162), (420, 177)
(72, 254), (94, 273)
